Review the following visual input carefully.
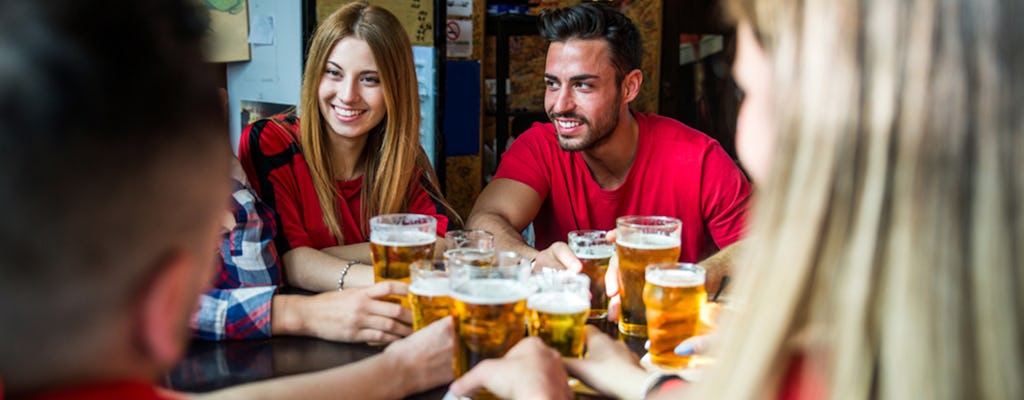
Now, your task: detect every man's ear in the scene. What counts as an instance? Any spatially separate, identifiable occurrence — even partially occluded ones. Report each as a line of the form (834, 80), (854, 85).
(135, 251), (196, 368)
(621, 69), (643, 104)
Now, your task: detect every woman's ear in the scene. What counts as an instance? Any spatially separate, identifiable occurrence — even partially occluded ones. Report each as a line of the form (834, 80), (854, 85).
(620, 69), (644, 104)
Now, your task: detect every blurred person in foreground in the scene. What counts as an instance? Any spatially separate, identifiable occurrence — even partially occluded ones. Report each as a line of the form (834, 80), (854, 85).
(0, 1), (451, 398)
(452, 0), (1024, 398)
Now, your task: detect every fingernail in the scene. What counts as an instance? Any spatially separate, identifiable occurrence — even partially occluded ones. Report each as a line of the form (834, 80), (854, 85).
(644, 340), (650, 350)
(675, 343), (694, 356)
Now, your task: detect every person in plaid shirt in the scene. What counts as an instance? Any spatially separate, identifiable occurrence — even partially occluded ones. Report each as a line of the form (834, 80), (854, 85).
(191, 174), (282, 340)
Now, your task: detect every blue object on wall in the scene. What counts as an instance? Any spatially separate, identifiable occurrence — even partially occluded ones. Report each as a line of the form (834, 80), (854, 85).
(443, 60), (481, 156)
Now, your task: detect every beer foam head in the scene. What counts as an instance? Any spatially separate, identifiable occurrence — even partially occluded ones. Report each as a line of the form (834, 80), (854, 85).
(528, 292), (589, 314)
(646, 269), (705, 287)
(451, 279), (531, 304)
(370, 230), (436, 246)
(573, 246), (614, 259)
(617, 233), (680, 249)
(410, 278), (450, 297)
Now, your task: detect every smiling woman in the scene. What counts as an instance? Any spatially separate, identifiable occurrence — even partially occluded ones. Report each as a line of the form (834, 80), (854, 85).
(236, 2), (461, 344)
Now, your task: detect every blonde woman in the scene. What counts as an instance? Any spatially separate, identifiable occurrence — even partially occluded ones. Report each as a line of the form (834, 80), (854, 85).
(239, 3), (459, 344)
(452, 0), (1024, 398)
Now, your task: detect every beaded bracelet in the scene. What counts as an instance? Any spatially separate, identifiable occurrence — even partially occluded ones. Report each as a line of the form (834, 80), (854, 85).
(337, 260), (360, 291)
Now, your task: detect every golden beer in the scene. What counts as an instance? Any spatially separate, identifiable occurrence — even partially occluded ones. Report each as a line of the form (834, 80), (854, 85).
(527, 292), (589, 358)
(615, 216), (682, 337)
(643, 263), (705, 370)
(576, 248), (612, 319)
(443, 248), (496, 267)
(451, 279), (530, 378)
(408, 277), (451, 330)
(369, 231), (435, 306)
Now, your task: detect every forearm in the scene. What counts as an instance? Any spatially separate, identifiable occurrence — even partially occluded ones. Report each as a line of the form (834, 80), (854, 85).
(282, 247), (374, 292)
(269, 294), (305, 336)
(193, 350), (416, 400)
(466, 212), (537, 258)
(699, 240), (743, 297)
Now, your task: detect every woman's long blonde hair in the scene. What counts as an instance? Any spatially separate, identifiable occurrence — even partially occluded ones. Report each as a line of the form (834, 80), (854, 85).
(298, 2), (459, 242)
(697, 0), (1023, 398)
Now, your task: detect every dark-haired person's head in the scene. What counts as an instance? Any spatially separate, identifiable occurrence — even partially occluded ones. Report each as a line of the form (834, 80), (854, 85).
(0, 0), (229, 394)
(538, 2), (641, 84)
(537, 3), (644, 153)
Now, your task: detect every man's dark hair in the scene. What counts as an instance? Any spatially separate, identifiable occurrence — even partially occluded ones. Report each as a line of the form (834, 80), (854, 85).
(538, 2), (642, 82)
(0, 0), (228, 389)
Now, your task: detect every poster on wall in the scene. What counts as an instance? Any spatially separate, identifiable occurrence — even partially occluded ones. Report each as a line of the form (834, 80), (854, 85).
(240, 100), (294, 132)
(204, 0), (251, 62)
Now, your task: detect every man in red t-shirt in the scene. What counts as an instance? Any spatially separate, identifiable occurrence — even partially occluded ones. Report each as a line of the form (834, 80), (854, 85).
(467, 3), (751, 294)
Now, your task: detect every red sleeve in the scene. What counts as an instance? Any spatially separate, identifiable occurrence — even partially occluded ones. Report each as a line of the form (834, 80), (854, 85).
(699, 142), (752, 248)
(238, 117), (318, 251)
(408, 177), (450, 237)
(492, 123), (553, 198)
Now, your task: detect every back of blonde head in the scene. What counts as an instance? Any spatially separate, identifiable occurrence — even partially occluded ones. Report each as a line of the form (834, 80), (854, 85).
(700, 0), (1024, 398)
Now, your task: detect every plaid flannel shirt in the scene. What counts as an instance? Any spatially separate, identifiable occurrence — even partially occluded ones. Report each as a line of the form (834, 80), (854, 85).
(191, 180), (282, 340)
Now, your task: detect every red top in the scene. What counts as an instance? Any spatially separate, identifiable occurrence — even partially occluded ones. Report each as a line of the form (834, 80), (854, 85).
(14, 380), (174, 400)
(494, 112), (751, 262)
(239, 115), (449, 252)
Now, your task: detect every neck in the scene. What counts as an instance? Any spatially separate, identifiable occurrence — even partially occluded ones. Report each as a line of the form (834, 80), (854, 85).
(581, 109), (638, 189)
(329, 134), (368, 180)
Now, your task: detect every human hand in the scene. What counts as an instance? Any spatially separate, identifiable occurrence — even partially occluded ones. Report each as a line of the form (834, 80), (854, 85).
(383, 317), (455, 395)
(533, 241), (583, 272)
(297, 281), (414, 343)
(448, 337), (572, 400)
(564, 326), (648, 400)
(604, 229), (621, 322)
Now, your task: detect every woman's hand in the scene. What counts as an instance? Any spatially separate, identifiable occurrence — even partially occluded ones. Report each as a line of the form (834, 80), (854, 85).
(274, 281), (413, 343)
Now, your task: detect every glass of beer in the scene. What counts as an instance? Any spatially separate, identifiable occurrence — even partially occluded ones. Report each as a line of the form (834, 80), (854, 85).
(408, 260), (451, 331)
(643, 263), (706, 370)
(568, 229), (613, 320)
(445, 229), (495, 251)
(369, 214), (437, 305)
(615, 216), (681, 337)
(449, 251), (533, 399)
(527, 269), (590, 358)
(443, 248), (496, 267)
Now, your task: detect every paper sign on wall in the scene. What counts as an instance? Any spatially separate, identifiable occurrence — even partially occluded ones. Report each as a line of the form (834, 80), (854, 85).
(447, 0), (472, 16)
(445, 19), (473, 58)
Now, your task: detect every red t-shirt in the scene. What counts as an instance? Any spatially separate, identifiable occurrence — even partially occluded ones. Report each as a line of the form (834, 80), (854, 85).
(239, 115), (449, 252)
(15, 380), (174, 400)
(494, 111), (750, 262)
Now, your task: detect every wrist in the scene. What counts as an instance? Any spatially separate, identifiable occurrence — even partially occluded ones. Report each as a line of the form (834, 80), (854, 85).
(270, 294), (307, 336)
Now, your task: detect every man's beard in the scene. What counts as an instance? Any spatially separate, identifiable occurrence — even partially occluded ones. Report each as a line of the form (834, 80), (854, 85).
(551, 109), (619, 152)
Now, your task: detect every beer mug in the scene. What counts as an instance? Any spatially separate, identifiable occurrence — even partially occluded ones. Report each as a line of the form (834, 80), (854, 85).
(445, 229), (495, 251)
(615, 216), (681, 337)
(449, 251), (533, 399)
(369, 214), (437, 305)
(527, 269), (590, 358)
(567, 230), (613, 320)
(443, 248), (496, 267)
(643, 263), (705, 369)
(408, 260), (451, 331)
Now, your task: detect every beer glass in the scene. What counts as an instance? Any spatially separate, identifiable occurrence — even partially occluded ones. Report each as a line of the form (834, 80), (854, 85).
(369, 214), (437, 305)
(567, 229), (613, 320)
(527, 269), (590, 358)
(443, 248), (496, 267)
(445, 229), (495, 251)
(449, 251), (532, 399)
(643, 263), (706, 370)
(615, 216), (681, 337)
(408, 260), (451, 331)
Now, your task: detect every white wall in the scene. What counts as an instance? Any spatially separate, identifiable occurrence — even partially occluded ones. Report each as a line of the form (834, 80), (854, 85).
(226, 0), (303, 154)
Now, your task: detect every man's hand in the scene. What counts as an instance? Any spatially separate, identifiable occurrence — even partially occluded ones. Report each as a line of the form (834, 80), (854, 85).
(533, 241), (583, 272)
(449, 337), (573, 400)
(564, 326), (648, 400)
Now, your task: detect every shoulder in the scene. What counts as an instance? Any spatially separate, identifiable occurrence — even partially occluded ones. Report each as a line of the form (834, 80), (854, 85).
(637, 112), (719, 150)
(242, 114), (300, 157)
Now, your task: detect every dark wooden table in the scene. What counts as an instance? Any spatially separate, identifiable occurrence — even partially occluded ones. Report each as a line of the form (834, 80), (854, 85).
(161, 316), (644, 399)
